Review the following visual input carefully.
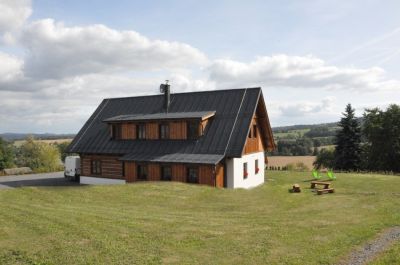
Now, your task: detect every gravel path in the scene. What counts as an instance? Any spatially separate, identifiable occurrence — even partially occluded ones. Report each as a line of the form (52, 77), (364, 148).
(340, 226), (400, 265)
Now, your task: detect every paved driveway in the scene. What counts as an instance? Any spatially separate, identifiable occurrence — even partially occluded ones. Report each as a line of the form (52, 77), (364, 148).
(0, 172), (81, 189)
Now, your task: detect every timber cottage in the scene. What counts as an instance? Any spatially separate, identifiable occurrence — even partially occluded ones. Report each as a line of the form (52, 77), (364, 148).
(67, 85), (275, 188)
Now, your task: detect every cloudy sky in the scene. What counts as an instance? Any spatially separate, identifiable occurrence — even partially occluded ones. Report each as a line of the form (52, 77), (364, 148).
(1, 0), (400, 133)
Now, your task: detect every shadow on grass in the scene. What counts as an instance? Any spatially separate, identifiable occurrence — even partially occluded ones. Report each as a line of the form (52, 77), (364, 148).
(0, 178), (85, 188)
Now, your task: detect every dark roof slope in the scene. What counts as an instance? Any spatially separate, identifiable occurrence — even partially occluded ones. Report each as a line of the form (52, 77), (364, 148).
(104, 111), (216, 123)
(67, 87), (268, 158)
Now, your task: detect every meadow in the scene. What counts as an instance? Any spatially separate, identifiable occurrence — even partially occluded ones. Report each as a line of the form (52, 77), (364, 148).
(0, 171), (399, 264)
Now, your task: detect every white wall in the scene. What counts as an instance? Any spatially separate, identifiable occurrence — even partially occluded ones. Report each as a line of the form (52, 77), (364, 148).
(226, 151), (265, 189)
(80, 176), (126, 185)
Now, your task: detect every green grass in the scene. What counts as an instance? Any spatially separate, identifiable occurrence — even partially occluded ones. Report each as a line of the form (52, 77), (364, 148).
(0, 171), (399, 264)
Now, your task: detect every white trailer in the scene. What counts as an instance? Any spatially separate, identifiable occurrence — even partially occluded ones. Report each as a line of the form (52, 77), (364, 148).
(64, 156), (81, 181)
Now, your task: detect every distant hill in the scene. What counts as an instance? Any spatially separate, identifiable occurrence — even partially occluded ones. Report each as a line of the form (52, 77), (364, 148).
(0, 133), (76, 141)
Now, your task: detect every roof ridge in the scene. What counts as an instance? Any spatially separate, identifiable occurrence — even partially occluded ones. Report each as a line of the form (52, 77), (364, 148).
(104, 87), (261, 101)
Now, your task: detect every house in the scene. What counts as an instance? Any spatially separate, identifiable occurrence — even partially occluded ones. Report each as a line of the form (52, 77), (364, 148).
(67, 85), (275, 188)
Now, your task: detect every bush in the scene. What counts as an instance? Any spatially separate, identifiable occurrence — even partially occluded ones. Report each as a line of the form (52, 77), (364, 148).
(313, 149), (335, 169)
(0, 137), (14, 170)
(285, 162), (309, 172)
(17, 137), (62, 173)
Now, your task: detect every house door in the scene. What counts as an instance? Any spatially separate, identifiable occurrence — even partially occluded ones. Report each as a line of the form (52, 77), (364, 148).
(216, 164), (224, 188)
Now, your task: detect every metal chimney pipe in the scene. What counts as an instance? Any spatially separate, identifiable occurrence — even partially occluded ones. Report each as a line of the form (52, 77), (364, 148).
(160, 81), (170, 112)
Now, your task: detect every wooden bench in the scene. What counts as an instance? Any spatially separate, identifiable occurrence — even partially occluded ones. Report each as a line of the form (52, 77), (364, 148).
(317, 188), (335, 195)
(311, 181), (331, 189)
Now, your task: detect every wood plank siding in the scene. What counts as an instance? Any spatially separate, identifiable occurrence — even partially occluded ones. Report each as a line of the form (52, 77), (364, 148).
(170, 121), (187, 139)
(124, 161), (218, 186)
(81, 154), (124, 179)
(243, 115), (264, 155)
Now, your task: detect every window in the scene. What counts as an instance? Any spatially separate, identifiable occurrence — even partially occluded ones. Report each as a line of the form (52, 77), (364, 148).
(187, 121), (199, 139)
(159, 123), (169, 139)
(253, 124), (258, 138)
(112, 124), (122, 140)
(243, 162), (248, 179)
(161, 166), (172, 181)
(137, 124), (146, 139)
(187, 167), (199, 183)
(137, 164), (148, 180)
(255, 159), (259, 174)
(248, 127), (252, 138)
(91, 160), (101, 175)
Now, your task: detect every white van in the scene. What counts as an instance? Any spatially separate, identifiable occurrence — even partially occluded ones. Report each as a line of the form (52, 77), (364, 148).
(64, 156), (81, 181)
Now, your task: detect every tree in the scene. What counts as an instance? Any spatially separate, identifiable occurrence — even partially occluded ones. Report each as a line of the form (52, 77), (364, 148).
(313, 149), (335, 169)
(363, 104), (400, 172)
(334, 104), (362, 171)
(18, 136), (62, 172)
(55, 141), (71, 163)
(0, 137), (14, 170)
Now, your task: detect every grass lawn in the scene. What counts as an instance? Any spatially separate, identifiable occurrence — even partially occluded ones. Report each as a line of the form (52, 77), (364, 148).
(0, 171), (399, 264)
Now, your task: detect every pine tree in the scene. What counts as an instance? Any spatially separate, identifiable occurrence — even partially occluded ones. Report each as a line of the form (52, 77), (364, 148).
(334, 104), (362, 171)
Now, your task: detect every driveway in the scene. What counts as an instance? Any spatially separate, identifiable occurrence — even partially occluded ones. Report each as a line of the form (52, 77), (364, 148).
(0, 172), (82, 189)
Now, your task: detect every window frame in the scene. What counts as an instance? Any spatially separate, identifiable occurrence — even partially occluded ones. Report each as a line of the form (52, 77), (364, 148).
(160, 165), (172, 181)
(137, 164), (148, 180)
(159, 123), (170, 139)
(255, 159), (259, 174)
(186, 166), (199, 183)
(112, 124), (122, 140)
(243, 162), (248, 179)
(91, 160), (102, 175)
(136, 124), (146, 139)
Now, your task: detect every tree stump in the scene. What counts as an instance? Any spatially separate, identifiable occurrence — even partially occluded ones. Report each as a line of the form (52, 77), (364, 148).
(292, 184), (301, 193)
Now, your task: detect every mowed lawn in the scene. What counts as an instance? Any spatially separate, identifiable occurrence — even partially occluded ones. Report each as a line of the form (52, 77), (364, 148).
(0, 171), (399, 265)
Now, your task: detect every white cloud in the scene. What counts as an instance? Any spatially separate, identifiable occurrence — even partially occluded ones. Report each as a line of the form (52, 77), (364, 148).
(279, 97), (335, 117)
(208, 55), (400, 91)
(0, 0), (31, 43)
(0, 52), (23, 82)
(21, 19), (208, 78)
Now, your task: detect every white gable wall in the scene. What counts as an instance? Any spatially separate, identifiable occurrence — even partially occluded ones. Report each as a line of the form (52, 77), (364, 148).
(226, 151), (265, 189)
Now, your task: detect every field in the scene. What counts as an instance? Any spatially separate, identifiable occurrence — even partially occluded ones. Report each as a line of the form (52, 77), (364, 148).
(0, 171), (399, 264)
(13, 138), (72, 147)
(268, 156), (316, 170)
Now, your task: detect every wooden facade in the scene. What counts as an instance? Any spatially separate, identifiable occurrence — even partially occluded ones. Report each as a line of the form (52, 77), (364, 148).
(82, 154), (223, 187)
(81, 155), (124, 179)
(243, 114), (265, 155)
(110, 119), (210, 141)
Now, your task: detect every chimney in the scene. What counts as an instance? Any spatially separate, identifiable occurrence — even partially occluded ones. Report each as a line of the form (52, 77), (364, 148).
(160, 80), (170, 112)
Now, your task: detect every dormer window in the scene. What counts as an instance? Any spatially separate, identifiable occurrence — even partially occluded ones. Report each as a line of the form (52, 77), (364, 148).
(137, 124), (146, 139)
(111, 124), (122, 140)
(187, 121), (199, 140)
(159, 123), (169, 139)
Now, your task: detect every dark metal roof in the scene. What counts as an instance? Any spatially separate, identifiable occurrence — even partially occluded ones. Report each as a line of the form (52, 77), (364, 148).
(103, 111), (216, 123)
(120, 153), (224, 165)
(67, 87), (270, 159)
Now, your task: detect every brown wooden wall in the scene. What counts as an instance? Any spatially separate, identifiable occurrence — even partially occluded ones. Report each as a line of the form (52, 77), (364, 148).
(81, 154), (124, 179)
(124, 161), (216, 186)
(243, 115), (264, 155)
(170, 121), (187, 139)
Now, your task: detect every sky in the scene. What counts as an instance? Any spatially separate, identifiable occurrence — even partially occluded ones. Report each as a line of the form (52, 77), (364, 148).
(0, 0), (400, 133)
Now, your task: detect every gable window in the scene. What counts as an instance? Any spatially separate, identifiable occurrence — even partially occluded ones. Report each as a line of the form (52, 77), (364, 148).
(243, 162), (248, 179)
(253, 124), (258, 138)
(137, 164), (148, 180)
(187, 167), (199, 183)
(161, 165), (172, 181)
(137, 124), (146, 139)
(255, 159), (259, 174)
(112, 124), (122, 140)
(187, 121), (199, 139)
(248, 127), (252, 138)
(159, 123), (169, 139)
(91, 160), (101, 175)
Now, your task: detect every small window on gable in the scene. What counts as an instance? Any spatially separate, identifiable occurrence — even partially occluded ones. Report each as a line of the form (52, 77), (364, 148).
(112, 124), (122, 140)
(137, 124), (146, 139)
(243, 162), (248, 179)
(253, 124), (257, 138)
(255, 159), (259, 174)
(159, 123), (169, 139)
(248, 127), (252, 138)
(187, 121), (199, 140)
